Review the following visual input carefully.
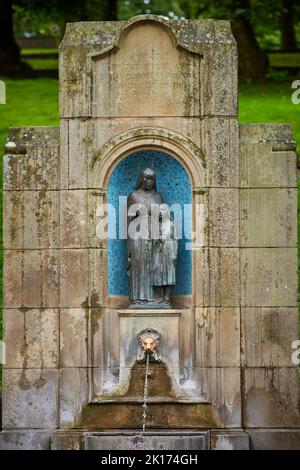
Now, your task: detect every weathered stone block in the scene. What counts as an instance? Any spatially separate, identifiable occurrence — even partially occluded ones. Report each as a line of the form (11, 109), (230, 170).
(240, 122), (294, 144)
(60, 20), (121, 118)
(41, 250), (60, 307)
(240, 188), (297, 247)
(23, 191), (59, 249)
(60, 248), (104, 308)
(60, 190), (89, 248)
(51, 431), (85, 450)
(241, 248), (297, 307)
(85, 431), (210, 450)
(247, 429), (300, 450)
(241, 307), (298, 367)
(4, 127), (59, 190)
(3, 153), (24, 190)
(207, 367), (241, 427)
(243, 367), (300, 428)
(60, 249), (90, 307)
(59, 119), (69, 189)
(4, 190), (59, 250)
(3, 250), (23, 307)
(208, 188), (239, 246)
(3, 308), (59, 368)
(2, 369), (59, 428)
(92, 117), (203, 155)
(203, 42), (237, 117)
(195, 308), (240, 367)
(179, 307), (194, 370)
(67, 119), (92, 189)
(0, 430), (52, 450)
(4, 249), (61, 309)
(239, 124), (297, 188)
(22, 250), (41, 306)
(90, 307), (105, 368)
(88, 190), (110, 248)
(22, 250), (59, 308)
(195, 248), (240, 307)
(211, 430), (249, 450)
(60, 368), (89, 428)
(89, 248), (107, 307)
(60, 308), (89, 367)
(202, 117), (239, 187)
(3, 191), (24, 249)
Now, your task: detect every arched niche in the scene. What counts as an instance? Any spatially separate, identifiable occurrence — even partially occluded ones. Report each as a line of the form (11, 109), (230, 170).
(91, 126), (205, 188)
(91, 126), (206, 308)
(107, 149), (192, 297)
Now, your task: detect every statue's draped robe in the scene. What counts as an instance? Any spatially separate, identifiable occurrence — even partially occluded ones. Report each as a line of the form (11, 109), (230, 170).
(152, 220), (178, 286)
(127, 191), (163, 302)
(127, 217), (153, 301)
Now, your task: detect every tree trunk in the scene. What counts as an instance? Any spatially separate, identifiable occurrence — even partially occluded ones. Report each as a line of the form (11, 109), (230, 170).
(0, 0), (23, 72)
(230, 0), (268, 81)
(101, 0), (118, 21)
(279, 0), (297, 51)
(231, 16), (268, 81)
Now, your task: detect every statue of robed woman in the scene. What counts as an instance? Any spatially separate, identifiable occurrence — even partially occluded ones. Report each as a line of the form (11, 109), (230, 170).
(126, 168), (178, 309)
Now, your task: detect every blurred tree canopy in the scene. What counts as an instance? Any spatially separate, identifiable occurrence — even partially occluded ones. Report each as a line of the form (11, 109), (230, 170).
(0, 0), (299, 79)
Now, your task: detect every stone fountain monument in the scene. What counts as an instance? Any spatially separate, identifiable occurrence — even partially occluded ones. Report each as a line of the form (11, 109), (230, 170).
(1, 15), (300, 450)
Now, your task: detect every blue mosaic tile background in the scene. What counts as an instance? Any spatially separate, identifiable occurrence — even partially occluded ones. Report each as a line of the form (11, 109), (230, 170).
(107, 150), (192, 295)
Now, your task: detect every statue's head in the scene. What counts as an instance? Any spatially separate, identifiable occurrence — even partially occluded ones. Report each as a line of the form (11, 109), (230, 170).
(135, 168), (157, 191)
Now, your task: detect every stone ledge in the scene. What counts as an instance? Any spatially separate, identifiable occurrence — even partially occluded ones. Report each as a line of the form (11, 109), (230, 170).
(52, 430), (210, 450)
(2, 429), (299, 450)
(247, 429), (300, 450)
(210, 430), (249, 450)
(239, 123), (294, 144)
(6, 126), (59, 149)
(0, 430), (53, 450)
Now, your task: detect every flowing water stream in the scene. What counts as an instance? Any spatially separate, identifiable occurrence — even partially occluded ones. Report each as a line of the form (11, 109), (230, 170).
(142, 353), (150, 432)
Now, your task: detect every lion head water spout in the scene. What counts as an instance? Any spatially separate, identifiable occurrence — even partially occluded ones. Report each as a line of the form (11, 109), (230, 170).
(137, 328), (161, 363)
(137, 328), (161, 432)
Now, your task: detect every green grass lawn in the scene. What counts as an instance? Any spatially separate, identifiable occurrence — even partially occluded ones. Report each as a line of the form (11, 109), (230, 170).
(268, 53), (300, 68)
(239, 81), (300, 146)
(21, 48), (58, 56)
(24, 58), (58, 70)
(21, 48), (58, 70)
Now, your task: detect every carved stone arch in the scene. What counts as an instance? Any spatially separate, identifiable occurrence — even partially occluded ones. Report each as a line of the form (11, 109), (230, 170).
(91, 126), (206, 190)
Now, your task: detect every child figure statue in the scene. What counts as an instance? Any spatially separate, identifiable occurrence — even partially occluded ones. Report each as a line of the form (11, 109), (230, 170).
(152, 206), (178, 308)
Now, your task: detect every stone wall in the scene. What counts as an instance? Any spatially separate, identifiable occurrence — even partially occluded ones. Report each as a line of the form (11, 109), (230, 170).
(239, 124), (299, 432)
(2, 127), (60, 447)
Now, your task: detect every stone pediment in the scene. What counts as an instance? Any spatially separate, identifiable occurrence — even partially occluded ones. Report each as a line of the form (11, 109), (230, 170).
(89, 18), (201, 117)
